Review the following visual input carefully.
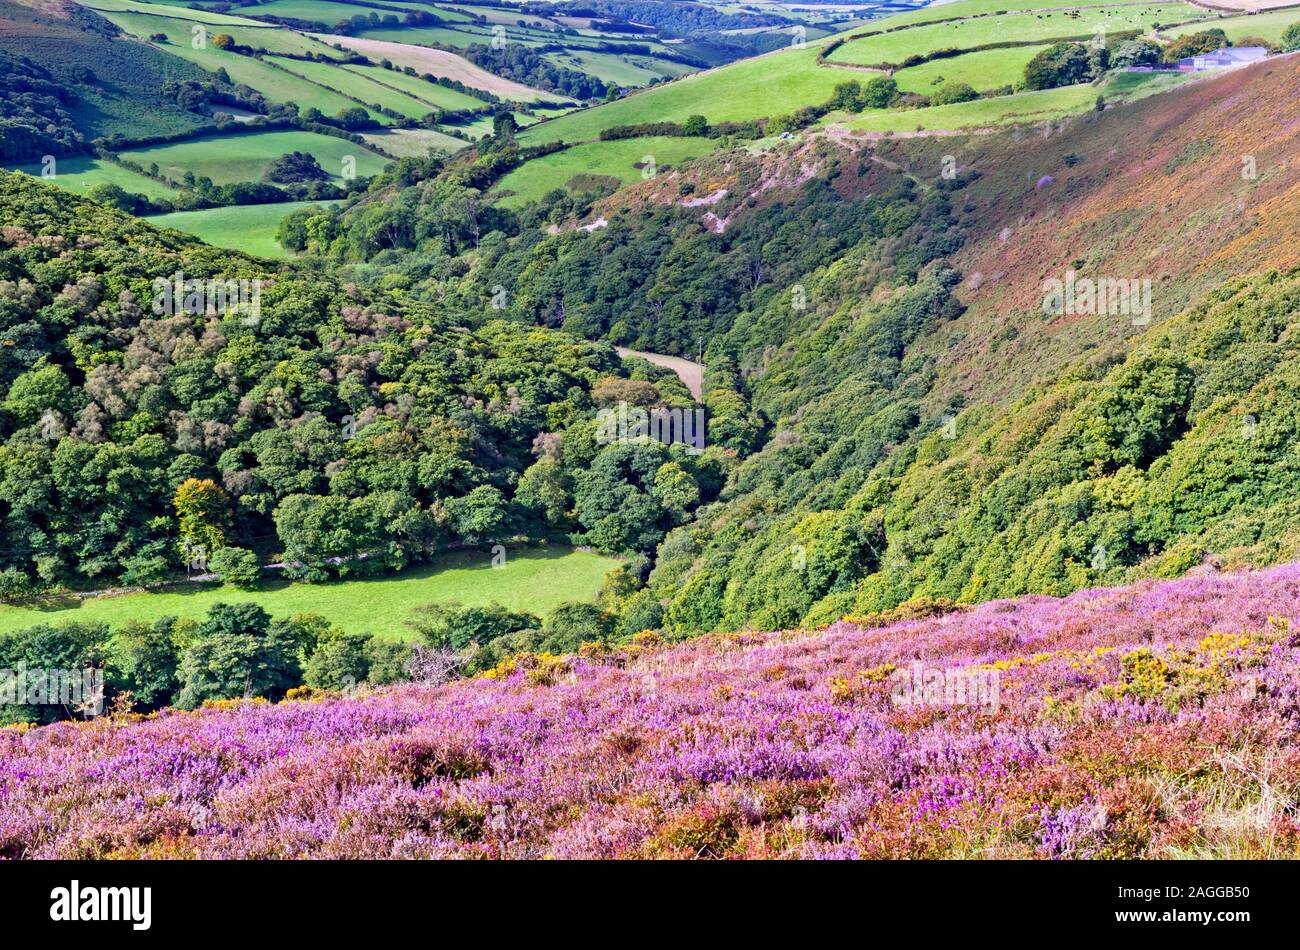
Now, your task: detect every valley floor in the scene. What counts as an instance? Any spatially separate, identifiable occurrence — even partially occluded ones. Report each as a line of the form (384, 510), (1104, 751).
(0, 547), (619, 640)
(5, 563), (1300, 858)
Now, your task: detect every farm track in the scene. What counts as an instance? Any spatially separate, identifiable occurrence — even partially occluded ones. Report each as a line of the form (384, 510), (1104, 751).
(616, 347), (705, 400)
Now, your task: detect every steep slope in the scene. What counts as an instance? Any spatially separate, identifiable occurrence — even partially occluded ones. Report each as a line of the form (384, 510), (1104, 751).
(408, 54), (1300, 635)
(0, 0), (211, 154)
(3, 563), (1298, 858)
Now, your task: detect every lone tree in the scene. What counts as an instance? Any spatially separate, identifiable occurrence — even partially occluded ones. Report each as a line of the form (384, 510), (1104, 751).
(173, 478), (232, 566)
(264, 151), (330, 184)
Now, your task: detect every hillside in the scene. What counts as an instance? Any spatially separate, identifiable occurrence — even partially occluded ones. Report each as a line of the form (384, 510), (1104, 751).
(319, 49), (1295, 641)
(3, 563), (1298, 858)
(0, 0), (213, 154)
(3, 0), (1300, 881)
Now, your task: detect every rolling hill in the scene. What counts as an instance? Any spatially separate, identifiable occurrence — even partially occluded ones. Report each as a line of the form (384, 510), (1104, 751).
(3, 562), (1297, 858)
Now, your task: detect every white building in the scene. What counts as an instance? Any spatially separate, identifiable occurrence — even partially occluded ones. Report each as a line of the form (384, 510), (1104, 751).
(1180, 47), (1269, 71)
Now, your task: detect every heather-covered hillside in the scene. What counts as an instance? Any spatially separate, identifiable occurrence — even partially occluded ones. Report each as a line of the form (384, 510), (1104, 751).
(3, 564), (1298, 859)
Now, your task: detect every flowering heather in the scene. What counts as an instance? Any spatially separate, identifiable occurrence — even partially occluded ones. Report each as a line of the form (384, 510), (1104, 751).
(3, 565), (1300, 859)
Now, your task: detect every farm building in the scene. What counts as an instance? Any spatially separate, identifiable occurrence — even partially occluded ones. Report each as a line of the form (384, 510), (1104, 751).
(1180, 47), (1269, 71)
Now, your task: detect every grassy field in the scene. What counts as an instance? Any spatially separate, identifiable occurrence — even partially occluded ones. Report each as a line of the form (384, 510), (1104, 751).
(356, 25), (511, 48)
(868, 0), (1201, 29)
(516, 0), (1216, 148)
(1165, 9), (1300, 43)
(831, 69), (1189, 132)
(154, 40), (389, 118)
(120, 130), (389, 185)
(146, 200), (335, 257)
(267, 55), (438, 118)
(450, 110), (539, 139)
(341, 63), (485, 110)
(362, 127), (470, 156)
(99, 9), (341, 58)
(493, 135), (719, 207)
(0, 548), (619, 640)
(544, 49), (695, 86)
(4, 156), (178, 199)
(892, 44), (1050, 94)
(84, 0), (264, 25)
(520, 43), (848, 144)
(243, 0), (412, 21)
(827, 5), (1210, 67)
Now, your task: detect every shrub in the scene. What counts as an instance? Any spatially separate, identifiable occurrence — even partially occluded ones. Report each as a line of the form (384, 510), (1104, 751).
(929, 81), (979, 106)
(304, 628), (372, 690)
(209, 547), (262, 590)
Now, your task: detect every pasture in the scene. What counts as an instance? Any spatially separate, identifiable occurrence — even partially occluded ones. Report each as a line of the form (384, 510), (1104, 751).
(4, 156), (178, 200)
(145, 200), (336, 257)
(832, 69), (1188, 132)
(519, 43), (847, 144)
(544, 49), (694, 86)
(362, 128), (470, 156)
(312, 33), (563, 99)
(341, 63), (486, 110)
(0, 547), (620, 640)
(98, 9), (340, 57)
(827, 5), (1210, 68)
(492, 135), (719, 208)
(119, 130), (389, 186)
(1164, 9), (1300, 43)
(268, 56), (439, 118)
(892, 44), (1050, 94)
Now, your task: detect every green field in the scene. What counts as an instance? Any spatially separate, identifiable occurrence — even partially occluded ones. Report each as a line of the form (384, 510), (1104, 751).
(171, 45), (385, 118)
(342, 63), (485, 110)
(84, 0), (264, 25)
(4, 156), (178, 200)
(99, 9), (341, 57)
(244, 0), (415, 20)
(1165, 10), (1300, 44)
(869, 0), (1198, 29)
(544, 49), (694, 86)
(520, 43), (849, 145)
(493, 135), (719, 207)
(893, 44), (1050, 94)
(146, 200), (334, 257)
(450, 109), (539, 139)
(357, 25), (506, 47)
(120, 130), (389, 185)
(267, 56), (438, 118)
(0, 548), (619, 640)
(832, 68), (1189, 132)
(98, 14), (387, 119)
(828, 5), (1209, 67)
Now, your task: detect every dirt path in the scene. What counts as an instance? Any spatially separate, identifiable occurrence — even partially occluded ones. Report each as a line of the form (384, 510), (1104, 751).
(616, 347), (705, 401)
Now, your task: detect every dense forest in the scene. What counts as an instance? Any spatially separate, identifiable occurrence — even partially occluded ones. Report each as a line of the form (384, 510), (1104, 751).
(0, 172), (720, 602)
(272, 123), (1300, 640)
(5, 54), (1300, 700)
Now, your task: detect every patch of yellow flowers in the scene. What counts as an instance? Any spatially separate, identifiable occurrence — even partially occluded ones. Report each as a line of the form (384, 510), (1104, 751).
(829, 663), (897, 704)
